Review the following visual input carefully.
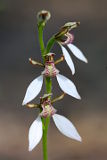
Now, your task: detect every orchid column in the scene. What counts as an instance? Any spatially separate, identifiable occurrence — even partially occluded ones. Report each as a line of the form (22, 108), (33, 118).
(22, 10), (88, 160)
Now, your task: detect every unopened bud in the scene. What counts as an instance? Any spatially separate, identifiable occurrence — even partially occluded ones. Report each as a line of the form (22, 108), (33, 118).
(63, 22), (80, 31)
(37, 10), (51, 25)
(55, 21), (80, 39)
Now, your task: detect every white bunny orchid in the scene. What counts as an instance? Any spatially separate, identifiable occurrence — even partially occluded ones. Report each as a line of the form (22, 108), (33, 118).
(29, 114), (81, 151)
(28, 95), (81, 151)
(55, 22), (88, 75)
(22, 53), (81, 106)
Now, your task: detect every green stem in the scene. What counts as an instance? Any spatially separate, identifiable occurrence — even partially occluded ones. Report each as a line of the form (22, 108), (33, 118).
(42, 117), (50, 160)
(38, 24), (45, 61)
(38, 23), (54, 160)
(45, 77), (52, 93)
(42, 77), (52, 160)
(46, 36), (55, 53)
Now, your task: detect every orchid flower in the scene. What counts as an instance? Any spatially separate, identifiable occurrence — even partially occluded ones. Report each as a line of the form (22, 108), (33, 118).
(22, 53), (81, 106)
(55, 22), (88, 75)
(29, 114), (81, 151)
(28, 95), (81, 151)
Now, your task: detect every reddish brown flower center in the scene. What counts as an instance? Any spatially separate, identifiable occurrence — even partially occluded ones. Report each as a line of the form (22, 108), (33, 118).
(40, 100), (56, 118)
(42, 61), (59, 77)
(59, 32), (74, 45)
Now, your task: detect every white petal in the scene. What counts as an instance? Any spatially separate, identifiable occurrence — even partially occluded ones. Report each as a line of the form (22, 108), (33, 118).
(67, 44), (88, 63)
(60, 45), (75, 75)
(22, 75), (43, 105)
(56, 74), (81, 99)
(28, 116), (43, 151)
(52, 114), (82, 142)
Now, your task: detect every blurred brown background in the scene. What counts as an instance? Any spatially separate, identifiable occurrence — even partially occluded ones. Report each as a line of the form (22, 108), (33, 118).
(0, 0), (107, 160)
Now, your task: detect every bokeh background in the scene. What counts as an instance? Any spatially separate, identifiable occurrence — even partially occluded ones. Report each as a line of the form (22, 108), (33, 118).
(0, 0), (107, 160)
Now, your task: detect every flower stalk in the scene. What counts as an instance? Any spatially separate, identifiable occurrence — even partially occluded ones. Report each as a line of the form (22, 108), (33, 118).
(38, 15), (52, 160)
(38, 24), (45, 61)
(41, 116), (50, 160)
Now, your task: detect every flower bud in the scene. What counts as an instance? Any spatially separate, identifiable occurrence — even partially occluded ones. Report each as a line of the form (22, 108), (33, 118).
(55, 21), (80, 39)
(63, 22), (80, 31)
(37, 10), (51, 25)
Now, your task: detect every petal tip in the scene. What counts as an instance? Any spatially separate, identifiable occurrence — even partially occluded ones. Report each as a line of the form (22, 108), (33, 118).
(76, 135), (82, 142)
(22, 101), (25, 106)
(74, 92), (81, 100)
(77, 94), (81, 100)
(28, 145), (34, 152)
(83, 57), (88, 63)
(71, 130), (82, 142)
(22, 98), (27, 105)
(85, 58), (88, 63)
(28, 146), (32, 152)
(72, 70), (75, 75)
